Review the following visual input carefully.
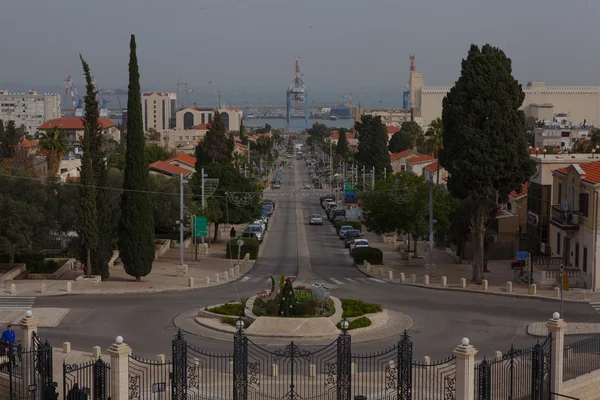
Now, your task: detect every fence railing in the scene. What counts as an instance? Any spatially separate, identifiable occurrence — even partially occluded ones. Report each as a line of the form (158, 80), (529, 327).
(128, 354), (172, 400)
(563, 335), (600, 381)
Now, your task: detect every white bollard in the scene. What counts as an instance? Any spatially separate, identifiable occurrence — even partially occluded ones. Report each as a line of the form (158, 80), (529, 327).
(92, 346), (101, 358)
(206, 277), (210, 285)
(271, 364), (278, 377)
(10, 284), (16, 295)
(351, 362), (356, 375)
(506, 281), (513, 293)
(424, 275), (430, 285)
(63, 342), (71, 354)
(531, 284), (537, 295)
(441, 276), (447, 287)
(400, 272), (406, 283)
(460, 278), (466, 288)
(411, 274), (416, 283)
(224, 271), (229, 280)
(229, 267), (235, 277)
(235, 264), (241, 275)
(366, 264), (372, 272)
(215, 274), (220, 283)
(495, 351), (502, 361)
(482, 280), (488, 291)
(66, 281), (72, 293)
(188, 277), (194, 287)
(554, 287), (560, 298)
(40, 284), (46, 294)
(388, 270), (393, 280)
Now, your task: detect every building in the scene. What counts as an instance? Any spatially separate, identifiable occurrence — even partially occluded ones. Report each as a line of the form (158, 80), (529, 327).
(164, 154), (197, 173)
(149, 161), (193, 178)
(142, 92), (177, 132)
(161, 126), (209, 150)
(38, 117), (119, 146)
(0, 90), (61, 135)
(330, 131), (357, 146)
(176, 107), (242, 132)
(354, 108), (414, 128)
(533, 116), (591, 150)
(390, 149), (418, 173)
(407, 56), (600, 128)
(405, 155), (436, 176)
(58, 158), (82, 182)
(423, 161), (448, 185)
(549, 160), (600, 290)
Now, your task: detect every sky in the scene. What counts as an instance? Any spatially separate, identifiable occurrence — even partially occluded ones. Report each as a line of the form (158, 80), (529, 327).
(1, 0), (599, 106)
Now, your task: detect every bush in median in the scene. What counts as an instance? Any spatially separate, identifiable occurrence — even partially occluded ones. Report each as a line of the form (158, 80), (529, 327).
(225, 238), (259, 260)
(334, 220), (362, 234)
(352, 247), (383, 265)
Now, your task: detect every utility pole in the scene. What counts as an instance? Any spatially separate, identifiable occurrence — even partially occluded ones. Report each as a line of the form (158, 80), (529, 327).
(371, 166), (375, 190)
(329, 132), (333, 185)
(384, 167), (387, 181)
(362, 166), (366, 190)
(200, 168), (207, 245)
(179, 173), (188, 266)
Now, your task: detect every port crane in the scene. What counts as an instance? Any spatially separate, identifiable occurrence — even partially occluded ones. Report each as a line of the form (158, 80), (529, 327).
(286, 55), (309, 131)
(176, 79), (193, 109)
(210, 89), (252, 108)
(64, 75), (84, 116)
(92, 76), (110, 117)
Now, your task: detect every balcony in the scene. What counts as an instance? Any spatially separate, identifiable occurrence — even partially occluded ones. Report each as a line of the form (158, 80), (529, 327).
(550, 205), (580, 230)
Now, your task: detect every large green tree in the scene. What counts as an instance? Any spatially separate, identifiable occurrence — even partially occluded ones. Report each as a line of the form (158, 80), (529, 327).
(39, 127), (68, 175)
(0, 121), (22, 159)
(388, 130), (413, 153)
(439, 44), (535, 282)
(118, 35), (156, 281)
(336, 128), (349, 157)
(355, 115), (391, 175)
(425, 117), (443, 184)
(196, 111), (232, 165)
(145, 145), (172, 164)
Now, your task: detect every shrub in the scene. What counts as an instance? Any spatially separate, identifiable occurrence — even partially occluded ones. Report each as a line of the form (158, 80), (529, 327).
(225, 238), (259, 260)
(206, 302), (245, 316)
(335, 220), (362, 234)
(352, 247), (383, 265)
(340, 299), (382, 318)
(337, 316), (372, 330)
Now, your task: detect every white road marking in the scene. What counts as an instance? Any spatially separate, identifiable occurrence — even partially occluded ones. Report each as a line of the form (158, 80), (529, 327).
(0, 297), (36, 309)
(238, 276), (250, 283)
(368, 277), (387, 284)
(329, 278), (345, 285)
(345, 278), (359, 284)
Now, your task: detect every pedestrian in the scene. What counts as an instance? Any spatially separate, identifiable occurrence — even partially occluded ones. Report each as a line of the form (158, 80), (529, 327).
(67, 383), (80, 400)
(230, 226), (236, 238)
(42, 382), (59, 400)
(1, 325), (15, 344)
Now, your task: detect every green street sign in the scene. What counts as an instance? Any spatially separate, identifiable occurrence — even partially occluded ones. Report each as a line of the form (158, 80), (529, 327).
(193, 217), (208, 237)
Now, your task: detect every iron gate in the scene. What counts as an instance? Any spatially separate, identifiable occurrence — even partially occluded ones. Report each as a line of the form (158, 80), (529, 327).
(63, 357), (111, 400)
(474, 333), (552, 400)
(128, 354), (172, 400)
(3, 332), (53, 400)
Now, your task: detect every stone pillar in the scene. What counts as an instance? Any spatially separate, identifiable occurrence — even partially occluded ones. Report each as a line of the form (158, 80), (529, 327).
(19, 310), (38, 350)
(546, 313), (567, 397)
(108, 336), (132, 400)
(454, 338), (477, 400)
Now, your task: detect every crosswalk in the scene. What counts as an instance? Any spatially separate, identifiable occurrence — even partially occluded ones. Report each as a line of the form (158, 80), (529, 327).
(238, 275), (387, 286)
(0, 297), (36, 309)
(589, 301), (600, 314)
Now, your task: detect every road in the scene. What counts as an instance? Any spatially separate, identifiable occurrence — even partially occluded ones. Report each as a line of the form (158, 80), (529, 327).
(35, 156), (598, 361)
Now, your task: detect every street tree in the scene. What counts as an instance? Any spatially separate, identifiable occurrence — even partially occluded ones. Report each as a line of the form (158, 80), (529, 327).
(195, 111), (232, 165)
(388, 130), (413, 153)
(0, 121), (22, 159)
(145, 145), (172, 164)
(0, 195), (45, 264)
(39, 127), (68, 175)
(355, 115), (391, 175)
(425, 117), (443, 184)
(440, 44), (535, 282)
(118, 35), (156, 281)
(336, 128), (349, 158)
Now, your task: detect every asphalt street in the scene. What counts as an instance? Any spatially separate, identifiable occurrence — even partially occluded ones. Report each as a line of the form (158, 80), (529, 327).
(34, 156), (598, 361)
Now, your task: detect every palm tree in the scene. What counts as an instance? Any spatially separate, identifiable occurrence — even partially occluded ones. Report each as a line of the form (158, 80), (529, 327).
(39, 127), (68, 175)
(425, 117), (443, 184)
(231, 151), (245, 169)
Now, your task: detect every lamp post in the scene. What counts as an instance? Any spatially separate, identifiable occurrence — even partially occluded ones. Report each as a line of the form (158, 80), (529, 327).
(340, 317), (350, 334)
(426, 171), (436, 270)
(235, 316), (245, 332)
(237, 239), (244, 267)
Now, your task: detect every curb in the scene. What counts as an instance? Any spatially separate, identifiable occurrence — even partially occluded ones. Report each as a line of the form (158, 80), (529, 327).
(354, 265), (591, 304)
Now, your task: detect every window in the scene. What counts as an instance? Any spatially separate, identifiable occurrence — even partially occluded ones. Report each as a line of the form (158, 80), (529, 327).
(575, 242), (579, 267)
(179, 136), (183, 140)
(556, 232), (561, 255)
(400, 164), (406, 172)
(579, 192), (589, 217)
(583, 247), (588, 273)
(201, 113), (205, 124)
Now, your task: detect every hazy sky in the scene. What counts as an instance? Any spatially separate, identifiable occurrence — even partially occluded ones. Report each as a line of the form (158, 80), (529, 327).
(1, 0), (599, 101)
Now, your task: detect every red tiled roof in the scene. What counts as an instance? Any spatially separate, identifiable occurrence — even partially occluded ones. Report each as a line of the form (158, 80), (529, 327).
(65, 176), (79, 183)
(235, 143), (247, 150)
(424, 161), (439, 172)
(386, 126), (399, 134)
(509, 183), (528, 199)
(166, 153), (197, 167)
(38, 117), (115, 130)
(390, 149), (416, 161)
(555, 160), (600, 184)
(21, 138), (39, 148)
(407, 155), (435, 164)
(191, 124), (211, 130)
(149, 161), (191, 176)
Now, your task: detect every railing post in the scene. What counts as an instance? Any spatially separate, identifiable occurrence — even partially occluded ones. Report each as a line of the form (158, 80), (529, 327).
(337, 331), (352, 400)
(454, 338), (477, 400)
(546, 312), (567, 399)
(477, 358), (491, 400)
(37, 338), (53, 391)
(108, 336), (131, 400)
(233, 328), (248, 400)
(531, 342), (544, 400)
(93, 357), (109, 400)
(19, 309), (38, 350)
(398, 330), (412, 400)
(172, 329), (188, 400)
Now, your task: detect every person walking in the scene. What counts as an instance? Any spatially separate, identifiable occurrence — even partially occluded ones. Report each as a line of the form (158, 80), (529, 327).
(230, 226), (236, 239)
(67, 383), (81, 400)
(42, 382), (59, 400)
(1, 325), (15, 344)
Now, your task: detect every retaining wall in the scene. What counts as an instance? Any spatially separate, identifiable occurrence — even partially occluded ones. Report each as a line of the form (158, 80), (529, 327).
(563, 368), (600, 400)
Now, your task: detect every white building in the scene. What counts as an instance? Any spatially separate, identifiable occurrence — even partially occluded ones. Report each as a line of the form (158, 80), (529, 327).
(0, 90), (61, 135)
(142, 92), (177, 132)
(176, 107), (243, 132)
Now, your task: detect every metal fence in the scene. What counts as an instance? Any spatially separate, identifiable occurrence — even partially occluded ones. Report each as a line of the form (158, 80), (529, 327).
(63, 357), (111, 400)
(563, 334), (600, 381)
(128, 354), (172, 400)
(474, 334), (552, 400)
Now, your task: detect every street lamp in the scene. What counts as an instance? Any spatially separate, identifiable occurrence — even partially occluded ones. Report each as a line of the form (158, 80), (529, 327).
(237, 239), (244, 267)
(235, 316), (245, 332)
(426, 171), (436, 270)
(340, 317), (350, 333)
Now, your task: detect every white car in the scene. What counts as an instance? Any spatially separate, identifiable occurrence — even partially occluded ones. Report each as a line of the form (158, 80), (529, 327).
(338, 225), (354, 240)
(252, 220), (266, 233)
(349, 239), (370, 255)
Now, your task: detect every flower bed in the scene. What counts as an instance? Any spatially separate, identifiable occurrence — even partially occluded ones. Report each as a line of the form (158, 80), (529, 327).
(206, 301), (246, 316)
(340, 299), (382, 318)
(253, 289), (335, 318)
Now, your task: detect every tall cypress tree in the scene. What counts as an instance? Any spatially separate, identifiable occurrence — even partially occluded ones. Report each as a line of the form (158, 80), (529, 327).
(336, 128), (349, 157)
(118, 35), (156, 281)
(78, 57), (100, 278)
(355, 115), (391, 176)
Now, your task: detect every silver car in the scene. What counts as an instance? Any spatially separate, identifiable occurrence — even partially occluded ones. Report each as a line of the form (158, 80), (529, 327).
(309, 214), (323, 225)
(245, 225), (263, 242)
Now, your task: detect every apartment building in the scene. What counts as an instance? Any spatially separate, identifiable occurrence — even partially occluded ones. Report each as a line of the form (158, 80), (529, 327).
(142, 92), (177, 132)
(0, 90), (61, 135)
(533, 114), (592, 150)
(176, 107), (242, 131)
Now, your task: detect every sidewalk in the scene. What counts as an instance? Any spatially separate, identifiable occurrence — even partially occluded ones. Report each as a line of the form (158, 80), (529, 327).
(2, 234), (256, 297)
(357, 231), (600, 303)
(527, 322), (600, 337)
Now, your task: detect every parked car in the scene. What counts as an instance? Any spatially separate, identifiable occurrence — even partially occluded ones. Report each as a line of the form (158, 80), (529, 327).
(252, 220), (266, 233)
(262, 206), (273, 217)
(263, 199), (274, 209)
(345, 231), (364, 248)
(329, 209), (346, 222)
(309, 214), (323, 225)
(241, 231), (260, 241)
(349, 239), (370, 254)
(338, 225), (354, 240)
(333, 215), (347, 224)
(244, 225), (263, 242)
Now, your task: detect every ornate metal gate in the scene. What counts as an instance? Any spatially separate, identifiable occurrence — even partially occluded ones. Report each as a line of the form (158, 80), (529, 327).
(63, 357), (111, 400)
(128, 354), (172, 400)
(4, 332), (53, 400)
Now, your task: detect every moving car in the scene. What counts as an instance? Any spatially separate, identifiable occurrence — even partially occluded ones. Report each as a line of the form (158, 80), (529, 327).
(349, 239), (369, 254)
(338, 225), (354, 240)
(309, 214), (323, 225)
(272, 181), (281, 189)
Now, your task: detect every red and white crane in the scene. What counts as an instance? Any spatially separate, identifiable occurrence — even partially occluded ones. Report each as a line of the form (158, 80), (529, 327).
(64, 75), (84, 116)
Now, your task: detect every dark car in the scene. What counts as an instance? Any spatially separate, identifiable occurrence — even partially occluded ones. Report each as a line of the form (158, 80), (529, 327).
(241, 232), (260, 241)
(263, 199), (275, 209)
(344, 230), (362, 248)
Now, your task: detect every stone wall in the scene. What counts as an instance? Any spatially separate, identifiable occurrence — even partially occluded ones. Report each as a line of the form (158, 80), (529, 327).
(27, 258), (75, 280)
(154, 239), (171, 260)
(0, 264), (26, 281)
(563, 368), (600, 400)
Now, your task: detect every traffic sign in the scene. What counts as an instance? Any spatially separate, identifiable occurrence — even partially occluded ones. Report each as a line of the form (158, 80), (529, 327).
(516, 251), (529, 260)
(193, 217), (208, 237)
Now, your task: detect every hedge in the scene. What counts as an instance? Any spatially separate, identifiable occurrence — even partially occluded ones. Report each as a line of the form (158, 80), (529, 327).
(340, 299), (382, 317)
(334, 220), (362, 234)
(225, 238), (259, 260)
(352, 247), (383, 265)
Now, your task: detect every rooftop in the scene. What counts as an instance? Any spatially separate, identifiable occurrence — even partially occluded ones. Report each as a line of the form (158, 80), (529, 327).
(407, 155), (435, 164)
(38, 117), (115, 130)
(165, 153), (197, 167)
(509, 183), (528, 199)
(386, 126), (399, 134)
(149, 161), (191, 177)
(390, 149), (417, 161)
(424, 161), (439, 172)
(530, 153), (598, 163)
(555, 160), (600, 185)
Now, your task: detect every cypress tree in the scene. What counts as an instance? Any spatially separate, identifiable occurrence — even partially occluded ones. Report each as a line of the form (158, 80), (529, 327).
(78, 57), (100, 278)
(355, 115), (392, 176)
(118, 35), (155, 281)
(336, 128), (349, 158)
